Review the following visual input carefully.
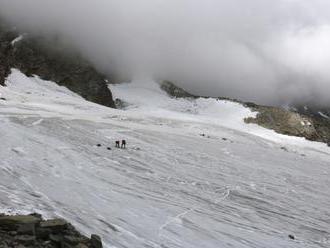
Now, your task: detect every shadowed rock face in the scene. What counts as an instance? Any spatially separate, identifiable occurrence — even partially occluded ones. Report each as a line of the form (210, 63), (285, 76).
(0, 21), (115, 108)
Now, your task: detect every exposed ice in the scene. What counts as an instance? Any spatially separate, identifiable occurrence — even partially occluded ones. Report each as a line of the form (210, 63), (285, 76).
(0, 70), (329, 248)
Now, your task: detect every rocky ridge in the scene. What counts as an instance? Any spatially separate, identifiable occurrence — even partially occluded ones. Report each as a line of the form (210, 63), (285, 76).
(244, 103), (325, 143)
(161, 81), (330, 144)
(0, 20), (115, 108)
(0, 213), (103, 248)
(160, 81), (197, 99)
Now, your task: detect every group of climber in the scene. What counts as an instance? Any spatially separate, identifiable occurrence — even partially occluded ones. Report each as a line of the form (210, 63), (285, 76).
(115, 139), (126, 149)
(96, 139), (127, 150)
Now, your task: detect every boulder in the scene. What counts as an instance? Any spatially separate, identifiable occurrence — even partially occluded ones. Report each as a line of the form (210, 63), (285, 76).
(15, 235), (35, 246)
(0, 213), (104, 247)
(63, 235), (85, 245)
(0, 215), (40, 231)
(40, 219), (68, 233)
(91, 234), (103, 248)
(49, 233), (63, 244)
(35, 227), (51, 240)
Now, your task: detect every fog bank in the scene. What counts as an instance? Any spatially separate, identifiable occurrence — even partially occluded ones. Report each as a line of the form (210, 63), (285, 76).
(1, 0), (330, 105)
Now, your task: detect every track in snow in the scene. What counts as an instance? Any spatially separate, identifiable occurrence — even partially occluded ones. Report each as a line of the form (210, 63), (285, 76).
(0, 70), (330, 248)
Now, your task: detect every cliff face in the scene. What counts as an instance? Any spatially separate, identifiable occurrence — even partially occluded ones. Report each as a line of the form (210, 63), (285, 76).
(0, 21), (115, 108)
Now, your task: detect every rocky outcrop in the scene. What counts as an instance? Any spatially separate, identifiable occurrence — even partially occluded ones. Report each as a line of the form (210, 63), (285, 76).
(292, 104), (330, 144)
(244, 102), (330, 144)
(244, 105), (320, 141)
(0, 20), (115, 107)
(160, 81), (198, 99)
(160, 81), (330, 144)
(0, 213), (103, 248)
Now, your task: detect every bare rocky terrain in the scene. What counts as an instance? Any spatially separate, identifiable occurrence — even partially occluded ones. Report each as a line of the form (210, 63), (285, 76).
(244, 103), (330, 145)
(161, 81), (330, 145)
(0, 213), (103, 248)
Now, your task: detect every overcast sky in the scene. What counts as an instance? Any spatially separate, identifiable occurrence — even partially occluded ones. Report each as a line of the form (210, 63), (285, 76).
(1, 0), (330, 105)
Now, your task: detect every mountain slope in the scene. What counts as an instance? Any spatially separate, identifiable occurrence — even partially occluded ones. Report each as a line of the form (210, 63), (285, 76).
(0, 20), (115, 107)
(1, 70), (330, 248)
(160, 81), (330, 145)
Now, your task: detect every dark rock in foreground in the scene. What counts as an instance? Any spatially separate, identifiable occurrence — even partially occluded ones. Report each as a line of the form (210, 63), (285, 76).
(0, 213), (103, 248)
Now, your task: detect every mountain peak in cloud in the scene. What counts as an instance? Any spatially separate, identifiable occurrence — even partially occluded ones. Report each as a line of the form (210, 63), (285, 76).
(1, 0), (330, 106)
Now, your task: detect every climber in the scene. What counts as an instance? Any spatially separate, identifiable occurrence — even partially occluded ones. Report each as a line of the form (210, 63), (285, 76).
(121, 140), (126, 149)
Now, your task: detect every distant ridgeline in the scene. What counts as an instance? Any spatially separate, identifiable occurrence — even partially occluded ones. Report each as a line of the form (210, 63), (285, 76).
(0, 20), (115, 107)
(161, 81), (330, 145)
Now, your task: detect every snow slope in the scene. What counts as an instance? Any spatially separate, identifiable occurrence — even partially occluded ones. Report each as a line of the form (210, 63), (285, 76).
(0, 70), (330, 248)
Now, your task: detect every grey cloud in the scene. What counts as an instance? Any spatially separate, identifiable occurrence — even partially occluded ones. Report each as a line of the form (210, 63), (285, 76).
(1, 0), (330, 106)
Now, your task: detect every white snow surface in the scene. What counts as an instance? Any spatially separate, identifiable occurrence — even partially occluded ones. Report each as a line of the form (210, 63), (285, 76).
(1, 70), (330, 248)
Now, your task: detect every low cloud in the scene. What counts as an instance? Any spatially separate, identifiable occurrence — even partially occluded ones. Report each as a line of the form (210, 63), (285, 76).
(1, 0), (330, 105)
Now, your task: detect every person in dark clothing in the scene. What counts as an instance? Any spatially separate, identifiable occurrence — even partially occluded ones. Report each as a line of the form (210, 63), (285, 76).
(115, 141), (120, 148)
(121, 140), (126, 149)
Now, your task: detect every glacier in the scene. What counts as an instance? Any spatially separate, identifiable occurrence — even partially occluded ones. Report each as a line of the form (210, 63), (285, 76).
(0, 70), (330, 248)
